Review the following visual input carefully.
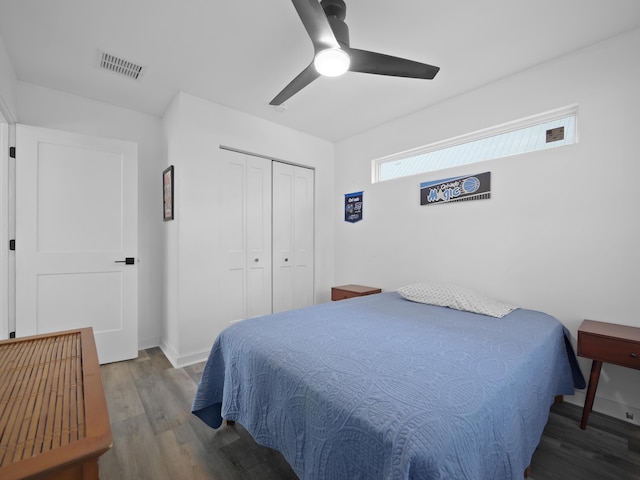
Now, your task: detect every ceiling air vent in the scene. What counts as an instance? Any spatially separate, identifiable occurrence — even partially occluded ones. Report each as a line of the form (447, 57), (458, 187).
(98, 50), (146, 81)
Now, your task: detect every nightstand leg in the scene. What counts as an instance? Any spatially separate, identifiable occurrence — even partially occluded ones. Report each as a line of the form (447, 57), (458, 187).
(580, 360), (602, 430)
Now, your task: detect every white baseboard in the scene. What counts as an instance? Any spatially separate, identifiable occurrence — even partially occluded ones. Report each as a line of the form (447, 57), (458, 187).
(565, 391), (640, 426)
(172, 349), (210, 368)
(159, 339), (209, 369)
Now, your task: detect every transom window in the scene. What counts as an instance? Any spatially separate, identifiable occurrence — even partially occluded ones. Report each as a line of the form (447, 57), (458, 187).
(372, 106), (578, 183)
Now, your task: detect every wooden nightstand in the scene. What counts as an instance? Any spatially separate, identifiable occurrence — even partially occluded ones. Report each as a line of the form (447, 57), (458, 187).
(331, 284), (381, 301)
(577, 319), (640, 429)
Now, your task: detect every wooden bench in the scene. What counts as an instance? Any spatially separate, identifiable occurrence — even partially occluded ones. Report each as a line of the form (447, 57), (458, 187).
(0, 328), (112, 480)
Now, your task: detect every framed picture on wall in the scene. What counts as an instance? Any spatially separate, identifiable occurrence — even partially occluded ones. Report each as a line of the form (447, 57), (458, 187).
(163, 165), (174, 221)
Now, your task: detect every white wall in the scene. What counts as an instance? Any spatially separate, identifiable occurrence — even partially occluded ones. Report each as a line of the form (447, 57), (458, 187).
(162, 92), (335, 367)
(334, 28), (640, 423)
(16, 82), (166, 349)
(0, 33), (17, 121)
(161, 93), (181, 363)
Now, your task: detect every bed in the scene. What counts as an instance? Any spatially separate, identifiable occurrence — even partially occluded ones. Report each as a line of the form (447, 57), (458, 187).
(192, 286), (585, 480)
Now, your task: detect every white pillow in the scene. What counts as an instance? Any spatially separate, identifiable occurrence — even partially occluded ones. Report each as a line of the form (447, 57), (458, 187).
(396, 282), (517, 318)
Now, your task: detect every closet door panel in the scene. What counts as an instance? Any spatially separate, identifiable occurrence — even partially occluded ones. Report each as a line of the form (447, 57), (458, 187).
(221, 151), (247, 322)
(220, 150), (272, 323)
(246, 156), (272, 318)
(272, 163), (295, 313)
(273, 162), (314, 313)
(293, 167), (314, 309)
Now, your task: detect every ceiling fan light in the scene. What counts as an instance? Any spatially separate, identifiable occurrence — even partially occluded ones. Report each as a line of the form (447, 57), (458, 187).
(314, 48), (350, 77)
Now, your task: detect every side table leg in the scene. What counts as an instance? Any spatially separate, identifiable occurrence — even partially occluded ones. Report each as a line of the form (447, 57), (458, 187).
(580, 360), (602, 429)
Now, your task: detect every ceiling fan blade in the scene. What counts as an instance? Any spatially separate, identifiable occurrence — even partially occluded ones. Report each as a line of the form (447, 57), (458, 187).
(348, 48), (440, 79)
(291, 0), (340, 52)
(270, 63), (321, 105)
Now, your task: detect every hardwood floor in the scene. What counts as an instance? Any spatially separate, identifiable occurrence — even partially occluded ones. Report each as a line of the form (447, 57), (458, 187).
(99, 348), (640, 480)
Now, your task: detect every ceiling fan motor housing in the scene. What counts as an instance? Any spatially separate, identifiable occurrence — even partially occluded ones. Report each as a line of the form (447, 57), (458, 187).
(321, 0), (346, 20)
(322, 0), (350, 47)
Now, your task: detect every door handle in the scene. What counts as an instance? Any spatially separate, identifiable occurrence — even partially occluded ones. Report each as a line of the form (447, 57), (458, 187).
(115, 257), (135, 265)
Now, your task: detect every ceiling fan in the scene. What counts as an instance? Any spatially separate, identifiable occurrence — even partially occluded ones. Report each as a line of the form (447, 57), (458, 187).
(270, 0), (440, 106)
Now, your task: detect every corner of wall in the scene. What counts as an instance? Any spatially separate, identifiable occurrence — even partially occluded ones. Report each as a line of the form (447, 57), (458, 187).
(159, 338), (180, 368)
(160, 91), (183, 366)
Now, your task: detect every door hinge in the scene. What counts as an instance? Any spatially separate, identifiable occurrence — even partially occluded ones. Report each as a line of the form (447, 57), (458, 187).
(9, 146), (15, 158)
(9, 331), (15, 339)
(9, 239), (15, 251)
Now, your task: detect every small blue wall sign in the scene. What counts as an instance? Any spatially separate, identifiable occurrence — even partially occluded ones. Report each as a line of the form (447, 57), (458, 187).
(345, 191), (363, 223)
(420, 172), (491, 206)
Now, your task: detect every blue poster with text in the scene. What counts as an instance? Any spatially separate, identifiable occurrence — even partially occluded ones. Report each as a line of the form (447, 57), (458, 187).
(345, 191), (363, 223)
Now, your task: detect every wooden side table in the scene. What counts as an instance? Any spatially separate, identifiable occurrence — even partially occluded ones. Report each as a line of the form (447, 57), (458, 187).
(577, 319), (640, 429)
(0, 328), (112, 480)
(331, 284), (381, 301)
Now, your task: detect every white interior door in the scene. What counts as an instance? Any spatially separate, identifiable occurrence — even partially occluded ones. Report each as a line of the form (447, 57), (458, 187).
(15, 124), (138, 364)
(220, 149), (272, 323)
(273, 162), (314, 313)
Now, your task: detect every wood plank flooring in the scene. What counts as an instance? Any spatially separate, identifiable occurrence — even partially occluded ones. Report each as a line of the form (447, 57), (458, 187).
(98, 348), (640, 480)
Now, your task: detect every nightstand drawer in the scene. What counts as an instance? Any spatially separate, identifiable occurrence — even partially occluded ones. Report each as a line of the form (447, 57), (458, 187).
(578, 333), (640, 369)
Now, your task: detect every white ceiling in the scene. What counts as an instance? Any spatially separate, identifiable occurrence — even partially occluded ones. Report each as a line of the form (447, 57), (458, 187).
(1, 0), (639, 142)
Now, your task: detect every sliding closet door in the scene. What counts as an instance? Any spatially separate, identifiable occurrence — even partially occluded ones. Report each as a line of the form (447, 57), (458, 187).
(272, 162), (314, 313)
(220, 149), (272, 323)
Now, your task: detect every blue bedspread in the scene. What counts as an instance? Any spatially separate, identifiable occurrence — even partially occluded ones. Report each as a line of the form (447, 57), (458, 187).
(192, 292), (584, 480)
